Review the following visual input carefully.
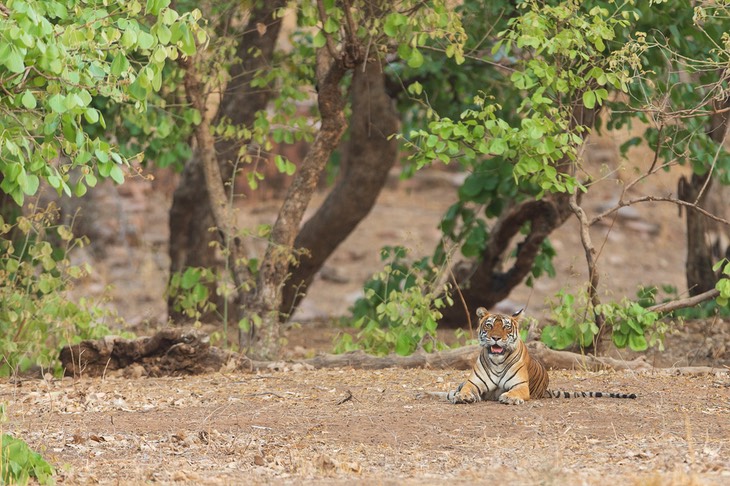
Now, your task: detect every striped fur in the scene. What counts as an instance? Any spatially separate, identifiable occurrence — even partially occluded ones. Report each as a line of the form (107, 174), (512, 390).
(443, 307), (636, 405)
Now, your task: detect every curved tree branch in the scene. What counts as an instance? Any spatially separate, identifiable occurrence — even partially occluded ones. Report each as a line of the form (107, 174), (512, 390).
(243, 50), (350, 358)
(168, 0), (287, 320)
(280, 60), (399, 318)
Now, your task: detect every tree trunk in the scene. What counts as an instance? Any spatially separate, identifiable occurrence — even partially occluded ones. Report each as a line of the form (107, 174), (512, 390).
(167, 0), (287, 322)
(679, 90), (730, 296)
(440, 194), (574, 325)
(241, 51), (350, 359)
(280, 61), (400, 318)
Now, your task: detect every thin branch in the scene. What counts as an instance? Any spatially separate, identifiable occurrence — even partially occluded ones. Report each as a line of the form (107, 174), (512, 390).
(590, 195), (730, 227)
(647, 123), (664, 174)
(316, 0), (340, 61)
(179, 57), (252, 294)
(694, 127), (727, 205)
(647, 288), (720, 314)
(569, 192), (607, 352)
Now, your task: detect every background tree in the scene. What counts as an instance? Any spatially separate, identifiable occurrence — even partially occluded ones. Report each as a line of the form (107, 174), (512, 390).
(341, 0), (730, 354)
(168, 0), (289, 322)
(0, 0), (203, 373)
(178, 0), (465, 357)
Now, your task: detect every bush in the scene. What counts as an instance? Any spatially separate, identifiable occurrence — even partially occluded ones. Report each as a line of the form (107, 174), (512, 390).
(541, 287), (675, 352)
(0, 211), (116, 376)
(334, 246), (453, 356)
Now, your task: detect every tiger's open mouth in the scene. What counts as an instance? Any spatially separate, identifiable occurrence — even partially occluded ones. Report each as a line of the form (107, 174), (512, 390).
(489, 345), (505, 355)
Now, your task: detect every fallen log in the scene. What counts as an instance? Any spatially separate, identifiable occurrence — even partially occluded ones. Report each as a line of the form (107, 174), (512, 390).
(59, 329), (656, 378)
(59, 328), (250, 378)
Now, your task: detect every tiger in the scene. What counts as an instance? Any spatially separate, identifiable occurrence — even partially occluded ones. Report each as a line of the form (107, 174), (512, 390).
(423, 307), (636, 405)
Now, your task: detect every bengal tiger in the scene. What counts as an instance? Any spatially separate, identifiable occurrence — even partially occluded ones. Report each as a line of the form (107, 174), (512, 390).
(423, 307), (636, 405)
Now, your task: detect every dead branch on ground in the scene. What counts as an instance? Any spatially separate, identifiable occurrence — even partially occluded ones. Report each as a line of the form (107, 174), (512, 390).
(59, 330), (653, 378)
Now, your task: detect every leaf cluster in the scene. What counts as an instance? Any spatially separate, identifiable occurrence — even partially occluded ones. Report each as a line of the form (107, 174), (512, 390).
(541, 287), (676, 353)
(335, 246), (453, 356)
(0, 0), (205, 205)
(0, 211), (117, 376)
(1, 414), (54, 485)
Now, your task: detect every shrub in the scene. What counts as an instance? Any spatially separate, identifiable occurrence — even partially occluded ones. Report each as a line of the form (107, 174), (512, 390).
(334, 246), (453, 356)
(0, 211), (115, 376)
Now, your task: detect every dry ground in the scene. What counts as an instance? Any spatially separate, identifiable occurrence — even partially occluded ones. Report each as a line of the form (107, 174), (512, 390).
(3, 367), (729, 485)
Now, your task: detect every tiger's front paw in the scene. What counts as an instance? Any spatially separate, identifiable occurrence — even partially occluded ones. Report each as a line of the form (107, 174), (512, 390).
(498, 394), (525, 405)
(451, 390), (479, 404)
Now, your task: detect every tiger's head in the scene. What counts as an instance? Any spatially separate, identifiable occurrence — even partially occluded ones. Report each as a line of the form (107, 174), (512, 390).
(476, 307), (523, 357)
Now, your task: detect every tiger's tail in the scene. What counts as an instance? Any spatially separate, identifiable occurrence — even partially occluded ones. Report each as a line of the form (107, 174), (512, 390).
(544, 390), (636, 399)
(416, 391), (451, 400)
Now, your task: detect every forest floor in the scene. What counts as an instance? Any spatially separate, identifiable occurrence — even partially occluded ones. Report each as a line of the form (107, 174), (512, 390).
(3, 367), (729, 484)
(4, 131), (730, 484)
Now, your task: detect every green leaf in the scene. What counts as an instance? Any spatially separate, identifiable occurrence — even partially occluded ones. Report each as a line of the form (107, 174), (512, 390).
(313, 31), (326, 48)
(109, 164), (125, 184)
(324, 16), (339, 34)
(627, 333), (648, 351)
(138, 31), (156, 50)
(21, 91), (37, 109)
(613, 332), (628, 348)
(395, 333), (412, 356)
(1, 45), (25, 73)
(111, 54), (129, 76)
(180, 267), (201, 289)
(582, 90), (596, 109)
(22, 174), (40, 196)
(407, 48), (424, 68)
(47, 94), (67, 114)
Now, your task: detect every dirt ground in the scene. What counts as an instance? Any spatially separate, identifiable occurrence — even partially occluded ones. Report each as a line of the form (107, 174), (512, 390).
(4, 131), (730, 484)
(1, 367), (728, 485)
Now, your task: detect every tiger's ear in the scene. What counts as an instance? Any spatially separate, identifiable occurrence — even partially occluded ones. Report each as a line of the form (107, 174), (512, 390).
(476, 307), (488, 319)
(511, 308), (524, 319)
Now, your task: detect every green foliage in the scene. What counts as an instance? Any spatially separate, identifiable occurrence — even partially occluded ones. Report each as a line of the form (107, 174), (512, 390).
(607, 1), (730, 183)
(402, 0), (632, 190)
(1, 431), (54, 485)
(167, 266), (218, 322)
(713, 259), (730, 308)
(0, 0), (205, 205)
(334, 246), (453, 356)
(0, 212), (115, 376)
(395, 0), (635, 278)
(167, 225), (268, 347)
(599, 300), (666, 352)
(541, 287), (673, 352)
(541, 290), (600, 350)
(1, 402), (53, 485)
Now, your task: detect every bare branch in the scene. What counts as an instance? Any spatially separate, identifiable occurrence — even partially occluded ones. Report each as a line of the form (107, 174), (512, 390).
(590, 195), (730, 227)
(569, 192), (607, 352)
(180, 57), (252, 289)
(647, 288), (720, 314)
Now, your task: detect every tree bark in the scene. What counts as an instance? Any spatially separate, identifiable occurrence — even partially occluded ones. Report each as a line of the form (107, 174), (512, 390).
(242, 51), (350, 358)
(679, 90), (730, 296)
(440, 194), (574, 325)
(280, 61), (400, 318)
(168, 0), (287, 322)
(679, 173), (717, 295)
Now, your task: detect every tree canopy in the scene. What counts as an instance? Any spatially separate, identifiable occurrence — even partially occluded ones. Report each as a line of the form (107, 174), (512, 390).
(0, 0), (729, 368)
